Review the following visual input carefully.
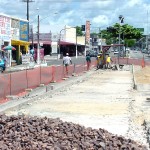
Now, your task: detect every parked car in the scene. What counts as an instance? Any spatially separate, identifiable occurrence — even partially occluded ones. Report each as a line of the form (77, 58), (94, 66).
(87, 50), (98, 57)
(114, 50), (119, 54)
(0, 59), (5, 73)
(141, 49), (147, 53)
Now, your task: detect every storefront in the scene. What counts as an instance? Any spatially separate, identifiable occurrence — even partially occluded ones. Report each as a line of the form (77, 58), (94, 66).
(0, 15), (11, 67)
(11, 19), (29, 65)
(11, 40), (29, 65)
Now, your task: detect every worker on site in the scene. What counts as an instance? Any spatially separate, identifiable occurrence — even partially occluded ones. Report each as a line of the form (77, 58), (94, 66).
(106, 54), (113, 69)
(96, 53), (103, 69)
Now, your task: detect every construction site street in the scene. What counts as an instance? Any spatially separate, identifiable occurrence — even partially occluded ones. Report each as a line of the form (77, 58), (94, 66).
(2, 65), (149, 149)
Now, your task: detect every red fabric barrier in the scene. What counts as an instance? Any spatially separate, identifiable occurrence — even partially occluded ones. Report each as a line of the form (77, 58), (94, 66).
(53, 65), (64, 82)
(67, 65), (74, 76)
(10, 71), (27, 95)
(0, 74), (10, 99)
(27, 67), (40, 88)
(75, 64), (84, 74)
(0, 59), (150, 100)
(40, 66), (52, 85)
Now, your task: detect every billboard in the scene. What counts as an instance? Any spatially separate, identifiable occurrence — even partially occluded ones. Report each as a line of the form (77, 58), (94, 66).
(0, 15), (11, 41)
(20, 21), (29, 41)
(11, 18), (19, 40)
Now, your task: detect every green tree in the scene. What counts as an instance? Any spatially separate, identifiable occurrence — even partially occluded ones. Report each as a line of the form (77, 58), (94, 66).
(76, 26), (83, 36)
(99, 23), (143, 47)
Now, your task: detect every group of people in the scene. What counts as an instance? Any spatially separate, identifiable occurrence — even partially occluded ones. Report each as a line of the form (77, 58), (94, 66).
(86, 52), (113, 70)
(62, 51), (113, 75)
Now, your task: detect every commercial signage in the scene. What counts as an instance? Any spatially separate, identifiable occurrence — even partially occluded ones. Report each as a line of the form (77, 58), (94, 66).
(11, 18), (19, 40)
(20, 21), (29, 41)
(0, 15), (11, 41)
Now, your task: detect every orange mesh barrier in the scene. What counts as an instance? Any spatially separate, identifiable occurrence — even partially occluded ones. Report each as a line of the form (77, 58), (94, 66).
(75, 64), (84, 75)
(0, 74), (11, 98)
(0, 59), (150, 100)
(67, 65), (74, 76)
(53, 65), (64, 82)
(10, 71), (28, 95)
(40, 66), (53, 85)
(26, 67), (41, 88)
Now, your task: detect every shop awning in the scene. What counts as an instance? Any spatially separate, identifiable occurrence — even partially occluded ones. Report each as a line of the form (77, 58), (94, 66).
(11, 40), (30, 46)
(30, 41), (51, 45)
(60, 41), (75, 45)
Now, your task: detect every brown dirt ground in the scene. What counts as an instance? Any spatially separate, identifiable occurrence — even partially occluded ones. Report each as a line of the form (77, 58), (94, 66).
(134, 66), (150, 84)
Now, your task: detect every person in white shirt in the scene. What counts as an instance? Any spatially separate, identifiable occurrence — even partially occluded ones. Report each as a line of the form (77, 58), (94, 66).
(63, 53), (72, 74)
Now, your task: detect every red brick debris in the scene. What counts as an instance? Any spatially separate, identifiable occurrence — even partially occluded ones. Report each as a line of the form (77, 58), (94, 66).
(0, 114), (147, 150)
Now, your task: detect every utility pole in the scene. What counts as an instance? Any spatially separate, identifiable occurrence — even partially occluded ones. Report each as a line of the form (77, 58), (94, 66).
(118, 15), (124, 64)
(31, 27), (34, 49)
(146, 10), (149, 52)
(22, 0), (34, 20)
(37, 15), (40, 65)
(99, 28), (102, 52)
(22, 0), (34, 41)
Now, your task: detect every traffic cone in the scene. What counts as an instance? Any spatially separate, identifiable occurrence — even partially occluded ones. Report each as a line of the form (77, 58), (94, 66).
(141, 56), (145, 68)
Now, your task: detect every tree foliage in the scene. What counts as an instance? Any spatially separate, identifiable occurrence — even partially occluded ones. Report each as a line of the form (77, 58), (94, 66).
(76, 26), (83, 36)
(97, 23), (143, 47)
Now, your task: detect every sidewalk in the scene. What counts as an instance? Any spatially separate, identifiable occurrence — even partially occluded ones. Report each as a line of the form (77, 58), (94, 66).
(4, 55), (58, 73)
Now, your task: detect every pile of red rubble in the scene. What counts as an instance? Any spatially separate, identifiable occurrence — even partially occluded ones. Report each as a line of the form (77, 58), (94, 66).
(0, 114), (147, 150)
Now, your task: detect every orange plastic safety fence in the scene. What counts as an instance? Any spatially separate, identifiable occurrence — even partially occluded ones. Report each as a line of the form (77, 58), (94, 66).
(10, 71), (28, 95)
(0, 74), (10, 98)
(40, 66), (53, 85)
(54, 65), (64, 82)
(26, 67), (41, 88)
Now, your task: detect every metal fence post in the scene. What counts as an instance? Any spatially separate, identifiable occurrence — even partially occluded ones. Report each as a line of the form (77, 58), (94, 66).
(10, 73), (11, 95)
(26, 69), (28, 89)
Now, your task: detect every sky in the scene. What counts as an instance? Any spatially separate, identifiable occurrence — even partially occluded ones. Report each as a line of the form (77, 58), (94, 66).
(1, 0), (150, 34)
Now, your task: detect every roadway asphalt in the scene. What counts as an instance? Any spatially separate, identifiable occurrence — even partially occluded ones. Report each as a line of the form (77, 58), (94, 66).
(4, 55), (96, 73)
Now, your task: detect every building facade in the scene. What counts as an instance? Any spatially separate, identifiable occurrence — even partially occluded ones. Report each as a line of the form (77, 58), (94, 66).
(0, 14), (29, 66)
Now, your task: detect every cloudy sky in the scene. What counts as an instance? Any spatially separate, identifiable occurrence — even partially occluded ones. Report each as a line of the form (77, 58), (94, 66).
(1, 0), (150, 34)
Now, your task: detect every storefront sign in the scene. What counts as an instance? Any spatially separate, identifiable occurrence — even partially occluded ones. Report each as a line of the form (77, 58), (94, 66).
(20, 21), (29, 41)
(0, 15), (11, 41)
(11, 18), (19, 40)
(22, 54), (30, 64)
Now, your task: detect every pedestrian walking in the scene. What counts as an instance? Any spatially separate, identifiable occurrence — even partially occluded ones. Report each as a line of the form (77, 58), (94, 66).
(63, 53), (72, 75)
(86, 53), (91, 70)
(106, 54), (113, 69)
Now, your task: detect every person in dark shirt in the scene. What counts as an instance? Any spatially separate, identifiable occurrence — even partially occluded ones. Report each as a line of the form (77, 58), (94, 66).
(86, 53), (91, 70)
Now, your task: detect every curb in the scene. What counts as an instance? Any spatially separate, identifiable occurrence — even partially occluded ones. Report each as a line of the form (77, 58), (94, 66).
(132, 65), (150, 91)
